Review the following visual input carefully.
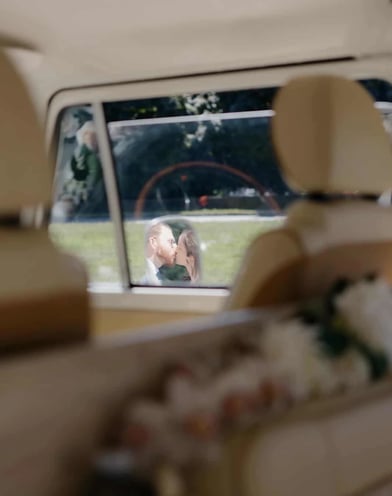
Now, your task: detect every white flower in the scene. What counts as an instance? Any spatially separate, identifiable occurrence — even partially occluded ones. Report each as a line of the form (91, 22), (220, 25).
(334, 350), (370, 390)
(125, 399), (199, 466)
(165, 374), (223, 465)
(122, 400), (170, 464)
(166, 374), (219, 418)
(260, 319), (338, 400)
(335, 278), (392, 360)
(213, 358), (266, 402)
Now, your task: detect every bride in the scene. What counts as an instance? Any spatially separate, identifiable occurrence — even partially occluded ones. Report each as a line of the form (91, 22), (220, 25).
(176, 229), (201, 283)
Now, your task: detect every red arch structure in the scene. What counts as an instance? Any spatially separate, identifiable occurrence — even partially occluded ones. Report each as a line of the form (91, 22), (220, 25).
(134, 161), (281, 218)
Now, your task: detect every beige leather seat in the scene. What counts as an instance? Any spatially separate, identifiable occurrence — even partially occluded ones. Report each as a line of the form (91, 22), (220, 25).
(227, 75), (392, 310)
(189, 382), (392, 496)
(192, 75), (392, 496)
(0, 48), (89, 351)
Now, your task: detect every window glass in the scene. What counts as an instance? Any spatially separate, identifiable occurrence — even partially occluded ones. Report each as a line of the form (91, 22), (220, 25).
(104, 88), (294, 287)
(49, 105), (120, 285)
(103, 81), (392, 288)
(50, 79), (392, 290)
(360, 79), (392, 139)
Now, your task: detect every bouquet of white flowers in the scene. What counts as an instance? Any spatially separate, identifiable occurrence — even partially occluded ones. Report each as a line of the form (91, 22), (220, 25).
(85, 275), (392, 496)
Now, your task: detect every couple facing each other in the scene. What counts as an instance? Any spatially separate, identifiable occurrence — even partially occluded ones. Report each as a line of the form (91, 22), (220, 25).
(143, 220), (201, 285)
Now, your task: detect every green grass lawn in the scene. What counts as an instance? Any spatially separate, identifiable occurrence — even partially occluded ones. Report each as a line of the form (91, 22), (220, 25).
(49, 217), (283, 286)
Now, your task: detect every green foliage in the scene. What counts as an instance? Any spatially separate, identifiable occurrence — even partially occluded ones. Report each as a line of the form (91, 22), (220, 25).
(50, 222), (121, 283)
(103, 86), (291, 220)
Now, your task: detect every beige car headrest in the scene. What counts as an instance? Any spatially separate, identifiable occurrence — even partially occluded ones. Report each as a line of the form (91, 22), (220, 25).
(272, 75), (392, 194)
(0, 49), (51, 213)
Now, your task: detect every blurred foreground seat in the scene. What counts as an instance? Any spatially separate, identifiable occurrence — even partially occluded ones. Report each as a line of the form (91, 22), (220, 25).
(0, 48), (89, 352)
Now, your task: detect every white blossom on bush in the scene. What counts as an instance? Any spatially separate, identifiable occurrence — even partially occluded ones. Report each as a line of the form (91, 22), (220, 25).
(105, 276), (392, 482)
(336, 278), (392, 360)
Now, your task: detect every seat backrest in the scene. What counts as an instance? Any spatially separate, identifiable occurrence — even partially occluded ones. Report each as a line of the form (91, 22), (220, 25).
(189, 381), (392, 496)
(227, 75), (392, 309)
(0, 48), (89, 351)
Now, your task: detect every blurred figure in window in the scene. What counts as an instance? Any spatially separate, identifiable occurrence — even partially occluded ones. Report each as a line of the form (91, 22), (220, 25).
(142, 221), (177, 284)
(70, 121), (102, 201)
(54, 120), (103, 221)
(176, 229), (201, 283)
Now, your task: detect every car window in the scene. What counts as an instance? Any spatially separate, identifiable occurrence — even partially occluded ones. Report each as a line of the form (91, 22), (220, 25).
(49, 79), (392, 289)
(49, 105), (121, 284)
(103, 86), (295, 287)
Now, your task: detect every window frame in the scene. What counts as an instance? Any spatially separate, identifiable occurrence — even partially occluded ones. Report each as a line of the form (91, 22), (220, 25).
(46, 55), (392, 312)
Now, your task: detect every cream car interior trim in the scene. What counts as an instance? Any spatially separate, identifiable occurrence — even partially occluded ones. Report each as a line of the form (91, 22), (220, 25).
(91, 286), (228, 313)
(46, 55), (392, 138)
(92, 101), (131, 287)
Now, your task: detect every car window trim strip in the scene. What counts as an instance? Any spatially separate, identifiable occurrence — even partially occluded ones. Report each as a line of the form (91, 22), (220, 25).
(93, 101), (131, 288)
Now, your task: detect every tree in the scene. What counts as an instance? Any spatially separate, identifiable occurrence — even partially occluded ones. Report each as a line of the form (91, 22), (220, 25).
(105, 85), (292, 218)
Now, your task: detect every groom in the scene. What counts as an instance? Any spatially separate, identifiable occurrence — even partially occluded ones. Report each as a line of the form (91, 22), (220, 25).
(142, 221), (177, 285)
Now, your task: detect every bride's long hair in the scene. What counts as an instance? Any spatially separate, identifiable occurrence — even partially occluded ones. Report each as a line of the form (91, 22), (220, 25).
(179, 229), (201, 282)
